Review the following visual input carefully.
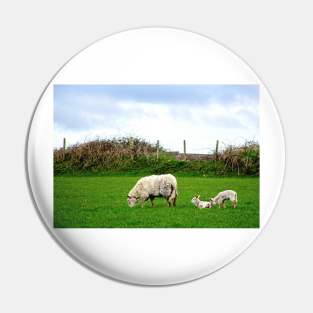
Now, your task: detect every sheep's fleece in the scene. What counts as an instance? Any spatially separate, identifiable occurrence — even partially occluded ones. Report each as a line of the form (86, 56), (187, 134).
(128, 174), (177, 204)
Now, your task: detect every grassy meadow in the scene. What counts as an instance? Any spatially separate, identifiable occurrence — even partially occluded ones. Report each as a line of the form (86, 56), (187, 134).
(54, 175), (259, 228)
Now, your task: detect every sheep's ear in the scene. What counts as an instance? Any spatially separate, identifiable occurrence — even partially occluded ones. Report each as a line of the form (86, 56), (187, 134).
(197, 194), (200, 198)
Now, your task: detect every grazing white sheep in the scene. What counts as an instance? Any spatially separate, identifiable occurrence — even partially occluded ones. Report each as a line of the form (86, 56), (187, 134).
(210, 190), (238, 208)
(191, 195), (212, 209)
(127, 174), (178, 208)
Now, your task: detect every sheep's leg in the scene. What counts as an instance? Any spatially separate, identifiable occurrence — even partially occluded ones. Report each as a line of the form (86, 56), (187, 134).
(172, 190), (177, 207)
(140, 193), (149, 208)
(232, 200), (237, 208)
(141, 198), (146, 208)
(149, 196), (155, 208)
(222, 200), (226, 208)
(168, 193), (176, 207)
(167, 197), (171, 207)
(173, 195), (177, 207)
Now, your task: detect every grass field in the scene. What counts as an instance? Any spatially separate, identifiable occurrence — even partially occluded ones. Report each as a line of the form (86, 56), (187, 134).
(54, 175), (259, 228)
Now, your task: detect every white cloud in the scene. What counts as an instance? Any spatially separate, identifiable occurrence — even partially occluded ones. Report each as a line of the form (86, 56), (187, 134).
(54, 97), (259, 153)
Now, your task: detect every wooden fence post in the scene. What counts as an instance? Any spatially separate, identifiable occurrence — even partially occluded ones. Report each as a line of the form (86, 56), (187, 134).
(183, 139), (186, 160)
(130, 138), (134, 160)
(215, 139), (219, 160)
(62, 138), (66, 160)
(156, 140), (159, 160)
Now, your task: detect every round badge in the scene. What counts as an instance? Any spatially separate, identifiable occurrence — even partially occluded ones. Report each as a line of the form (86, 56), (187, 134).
(27, 27), (285, 285)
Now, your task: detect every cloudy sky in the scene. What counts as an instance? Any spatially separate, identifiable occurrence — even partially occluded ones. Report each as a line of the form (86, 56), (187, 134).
(54, 85), (259, 153)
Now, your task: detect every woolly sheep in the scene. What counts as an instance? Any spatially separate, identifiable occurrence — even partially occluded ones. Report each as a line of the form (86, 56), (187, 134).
(191, 195), (212, 209)
(210, 190), (238, 208)
(127, 174), (178, 208)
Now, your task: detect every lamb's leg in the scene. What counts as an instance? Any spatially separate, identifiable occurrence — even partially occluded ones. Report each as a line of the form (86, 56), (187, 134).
(222, 200), (226, 208)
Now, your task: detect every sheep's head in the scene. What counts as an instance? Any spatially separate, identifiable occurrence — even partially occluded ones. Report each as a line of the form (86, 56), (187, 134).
(210, 198), (216, 205)
(127, 196), (137, 207)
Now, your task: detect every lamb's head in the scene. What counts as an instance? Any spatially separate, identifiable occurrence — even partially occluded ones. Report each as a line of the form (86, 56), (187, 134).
(210, 198), (216, 205)
(191, 195), (200, 206)
(127, 195), (138, 207)
(207, 201), (213, 208)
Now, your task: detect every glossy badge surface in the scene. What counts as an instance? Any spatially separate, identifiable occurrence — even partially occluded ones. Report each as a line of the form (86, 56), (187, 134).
(27, 28), (285, 285)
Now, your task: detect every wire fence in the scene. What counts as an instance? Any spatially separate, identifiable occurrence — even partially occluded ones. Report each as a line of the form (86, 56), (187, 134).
(58, 137), (257, 162)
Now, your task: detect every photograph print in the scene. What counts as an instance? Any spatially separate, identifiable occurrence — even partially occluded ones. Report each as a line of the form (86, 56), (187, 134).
(54, 84), (259, 228)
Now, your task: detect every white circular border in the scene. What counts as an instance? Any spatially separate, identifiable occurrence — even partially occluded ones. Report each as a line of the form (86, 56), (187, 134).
(27, 27), (285, 286)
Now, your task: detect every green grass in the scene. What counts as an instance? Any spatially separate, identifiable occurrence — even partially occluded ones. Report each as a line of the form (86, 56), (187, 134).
(54, 175), (259, 228)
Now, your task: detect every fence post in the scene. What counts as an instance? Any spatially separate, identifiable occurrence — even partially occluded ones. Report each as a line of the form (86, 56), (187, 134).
(130, 138), (134, 160)
(156, 140), (159, 160)
(62, 138), (66, 160)
(215, 139), (219, 160)
(183, 139), (186, 160)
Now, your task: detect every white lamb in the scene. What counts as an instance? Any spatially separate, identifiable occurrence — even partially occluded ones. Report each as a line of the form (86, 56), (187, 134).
(191, 195), (212, 209)
(210, 190), (238, 208)
(127, 174), (178, 208)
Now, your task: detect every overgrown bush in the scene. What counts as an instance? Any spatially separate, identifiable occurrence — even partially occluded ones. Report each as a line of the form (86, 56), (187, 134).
(218, 141), (259, 176)
(54, 137), (162, 174)
(54, 137), (259, 176)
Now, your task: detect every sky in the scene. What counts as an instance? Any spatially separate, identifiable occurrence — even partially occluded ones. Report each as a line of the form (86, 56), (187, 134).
(54, 85), (259, 153)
